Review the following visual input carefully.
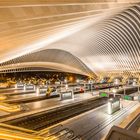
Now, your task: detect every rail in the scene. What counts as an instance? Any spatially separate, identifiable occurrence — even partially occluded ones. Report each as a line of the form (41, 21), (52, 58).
(5, 97), (107, 130)
(0, 123), (44, 140)
(0, 123), (36, 134)
(36, 124), (63, 136)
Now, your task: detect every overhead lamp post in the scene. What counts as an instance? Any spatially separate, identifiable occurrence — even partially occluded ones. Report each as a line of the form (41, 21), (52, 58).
(36, 86), (40, 96)
(64, 79), (67, 83)
(135, 83), (139, 98)
(15, 83), (17, 89)
(65, 84), (68, 91)
(76, 79), (79, 88)
(124, 86), (126, 96)
(138, 84), (140, 102)
(112, 89), (117, 98)
(88, 79), (92, 92)
(76, 79), (79, 83)
(64, 79), (68, 91)
(59, 80), (62, 92)
(24, 84), (26, 91)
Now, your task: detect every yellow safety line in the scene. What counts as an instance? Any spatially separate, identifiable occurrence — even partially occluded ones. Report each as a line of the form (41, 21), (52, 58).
(0, 123), (36, 133)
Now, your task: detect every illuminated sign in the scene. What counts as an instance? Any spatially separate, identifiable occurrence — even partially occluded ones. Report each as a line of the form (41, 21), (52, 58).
(99, 92), (108, 97)
(123, 95), (134, 100)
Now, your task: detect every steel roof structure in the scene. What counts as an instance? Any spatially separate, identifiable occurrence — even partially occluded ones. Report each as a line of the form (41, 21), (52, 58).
(0, 0), (139, 78)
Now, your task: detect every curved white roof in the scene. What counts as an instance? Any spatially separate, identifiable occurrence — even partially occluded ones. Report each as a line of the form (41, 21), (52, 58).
(0, 0), (139, 78)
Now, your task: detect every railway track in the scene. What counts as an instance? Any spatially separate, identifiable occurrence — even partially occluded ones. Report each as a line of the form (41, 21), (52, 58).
(5, 85), (120, 104)
(5, 97), (108, 130)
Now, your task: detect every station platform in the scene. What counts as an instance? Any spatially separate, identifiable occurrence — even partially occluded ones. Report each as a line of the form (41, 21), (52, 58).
(0, 88), (20, 93)
(1, 85), (127, 103)
(0, 91), (99, 123)
(26, 92), (98, 110)
(59, 100), (140, 140)
(0, 86), (125, 121)
(0, 89), (35, 96)
(0, 87), (139, 140)
(0, 86), (138, 123)
(4, 92), (43, 103)
(0, 110), (10, 117)
(7, 92), (38, 99)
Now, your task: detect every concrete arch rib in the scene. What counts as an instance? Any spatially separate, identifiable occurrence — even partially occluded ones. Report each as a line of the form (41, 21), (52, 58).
(0, 2), (140, 78)
(1, 49), (96, 77)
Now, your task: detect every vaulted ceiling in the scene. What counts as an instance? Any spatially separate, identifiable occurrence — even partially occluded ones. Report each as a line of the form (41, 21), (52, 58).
(0, 0), (140, 78)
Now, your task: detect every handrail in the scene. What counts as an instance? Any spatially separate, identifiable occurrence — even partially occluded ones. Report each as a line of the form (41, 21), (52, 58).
(0, 128), (44, 140)
(60, 130), (74, 139)
(36, 124), (63, 135)
(0, 95), (7, 100)
(0, 123), (36, 133)
(45, 128), (69, 139)
(0, 123), (80, 140)
(0, 102), (21, 112)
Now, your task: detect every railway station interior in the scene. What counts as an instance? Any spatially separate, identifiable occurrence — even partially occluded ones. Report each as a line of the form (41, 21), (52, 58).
(0, 0), (140, 140)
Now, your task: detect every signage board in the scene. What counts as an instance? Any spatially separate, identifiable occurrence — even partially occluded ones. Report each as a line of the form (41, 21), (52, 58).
(60, 90), (73, 100)
(17, 83), (24, 89)
(25, 84), (35, 90)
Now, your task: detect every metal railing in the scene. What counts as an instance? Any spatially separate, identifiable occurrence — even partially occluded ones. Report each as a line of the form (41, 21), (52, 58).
(0, 123), (81, 140)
